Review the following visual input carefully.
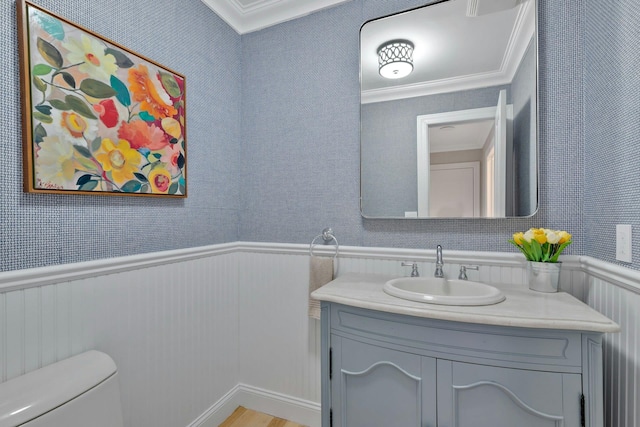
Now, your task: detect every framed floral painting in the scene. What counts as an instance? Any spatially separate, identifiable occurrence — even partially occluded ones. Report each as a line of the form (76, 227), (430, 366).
(17, 0), (187, 197)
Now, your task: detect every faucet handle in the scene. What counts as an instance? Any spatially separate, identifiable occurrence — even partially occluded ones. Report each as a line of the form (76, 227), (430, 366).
(401, 261), (420, 277)
(434, 245), (444, 277)
(458, 265), (480, 280)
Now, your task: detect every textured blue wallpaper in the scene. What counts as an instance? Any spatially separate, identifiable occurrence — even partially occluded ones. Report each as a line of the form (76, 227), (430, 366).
(584, 0), (640, 269)
(2, 0), (602, 271)
(0, 0), (241, 271)
(240, 0), (584, 255)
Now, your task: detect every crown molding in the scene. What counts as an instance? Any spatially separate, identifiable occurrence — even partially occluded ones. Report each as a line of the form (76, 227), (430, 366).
(361, 71), (513, 104)
(501, 0), (536, 83)
(361, 1), (535, 105)
(201, 0), (351, 34)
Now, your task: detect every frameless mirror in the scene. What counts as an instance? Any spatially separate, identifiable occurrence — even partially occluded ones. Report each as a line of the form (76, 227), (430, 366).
(360, 0), (538, 218)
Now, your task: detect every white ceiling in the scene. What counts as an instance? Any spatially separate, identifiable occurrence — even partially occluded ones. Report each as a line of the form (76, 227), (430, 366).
(201, 0), (535, 102)
(429, 119), (494, 153)
(361, 0), (535, 103)
(200, 0), (352, 34)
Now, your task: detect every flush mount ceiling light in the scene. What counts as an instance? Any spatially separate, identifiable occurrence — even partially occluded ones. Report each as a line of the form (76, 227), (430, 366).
(377, 39), (414, 79)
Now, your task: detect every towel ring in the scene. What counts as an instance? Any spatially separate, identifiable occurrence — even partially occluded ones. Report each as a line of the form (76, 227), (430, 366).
(310, 227), (339, 258)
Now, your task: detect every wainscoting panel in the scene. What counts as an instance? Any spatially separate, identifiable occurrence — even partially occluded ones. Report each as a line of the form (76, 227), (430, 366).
(233, 248), (589, 422)
(0, 244), (637, 427)
(237, 252), (321, 406)
(336, 257), (531, 287)
(586, 276), (639, 427)
(335, 252), (587, 299)
(0, 251), (240, 427)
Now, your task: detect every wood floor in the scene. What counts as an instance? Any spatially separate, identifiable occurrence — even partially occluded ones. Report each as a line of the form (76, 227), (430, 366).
(219, 406), (307, 427)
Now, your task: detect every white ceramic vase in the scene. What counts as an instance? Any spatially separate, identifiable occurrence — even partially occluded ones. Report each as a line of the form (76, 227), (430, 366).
(527, 261), (561, 293)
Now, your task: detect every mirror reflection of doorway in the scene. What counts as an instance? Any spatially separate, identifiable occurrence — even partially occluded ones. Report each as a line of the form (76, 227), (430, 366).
(485, 146), (495, 217)
(417, 89), (510, 218)
(359, 0), (538, 219)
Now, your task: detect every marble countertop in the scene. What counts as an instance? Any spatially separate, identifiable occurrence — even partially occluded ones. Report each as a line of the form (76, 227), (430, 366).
(311, 273), (620, 333)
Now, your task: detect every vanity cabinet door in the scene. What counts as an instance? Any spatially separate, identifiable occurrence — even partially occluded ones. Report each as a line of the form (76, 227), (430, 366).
(331, 336), (437, 427)
(437, 360), (582, 427)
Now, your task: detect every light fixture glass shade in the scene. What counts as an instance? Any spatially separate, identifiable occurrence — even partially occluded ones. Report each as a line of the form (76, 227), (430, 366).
(378, 39), (414, 79)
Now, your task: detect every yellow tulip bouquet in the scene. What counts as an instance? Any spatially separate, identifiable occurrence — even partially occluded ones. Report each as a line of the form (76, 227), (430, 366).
(509, 228), (572, 263)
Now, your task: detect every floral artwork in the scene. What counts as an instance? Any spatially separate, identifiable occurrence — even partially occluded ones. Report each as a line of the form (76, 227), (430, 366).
(18, 0), (186, 197)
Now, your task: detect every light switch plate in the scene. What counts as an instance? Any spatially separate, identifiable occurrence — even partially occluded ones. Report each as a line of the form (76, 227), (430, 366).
(616, 224), (632, 263)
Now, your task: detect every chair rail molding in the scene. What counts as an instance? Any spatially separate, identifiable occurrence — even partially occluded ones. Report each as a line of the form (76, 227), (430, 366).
(1, 242), (638, 295)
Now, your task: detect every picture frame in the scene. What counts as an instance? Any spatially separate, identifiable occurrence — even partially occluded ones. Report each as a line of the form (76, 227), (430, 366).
(17, 0), (187, 197)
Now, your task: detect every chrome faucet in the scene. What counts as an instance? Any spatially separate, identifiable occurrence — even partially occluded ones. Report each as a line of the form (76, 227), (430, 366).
(434, 245), (444, 278)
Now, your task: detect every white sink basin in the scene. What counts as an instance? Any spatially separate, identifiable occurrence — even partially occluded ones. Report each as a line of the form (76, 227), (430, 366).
(383, 277), (505, 306)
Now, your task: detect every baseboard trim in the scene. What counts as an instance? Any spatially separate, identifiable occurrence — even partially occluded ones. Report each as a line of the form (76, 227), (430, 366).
(190, 383), (321, 427)
(187, 384), (243, 427)
(234, 384), (321, 426)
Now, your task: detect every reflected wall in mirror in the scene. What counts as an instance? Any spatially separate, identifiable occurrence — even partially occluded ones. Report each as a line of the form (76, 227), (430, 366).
(360, 0), (538, 218)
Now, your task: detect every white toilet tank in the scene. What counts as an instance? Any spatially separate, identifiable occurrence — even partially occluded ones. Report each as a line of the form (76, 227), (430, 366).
(0, 351), (124, 427)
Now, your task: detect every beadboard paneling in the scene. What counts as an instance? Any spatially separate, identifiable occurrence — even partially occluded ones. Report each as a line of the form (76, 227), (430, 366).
(336, 254), (587, 299)
(0, 252), (240, 427)
(237, 252), (321, 405)
(586, 277), (639, 427)
(1, 243), (638, 427)
(232, 247), (590, 420)
(336, 257), (530, 287)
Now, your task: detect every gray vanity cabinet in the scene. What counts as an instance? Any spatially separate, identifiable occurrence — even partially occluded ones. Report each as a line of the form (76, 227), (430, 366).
(321, 302), (604, 427)
(331, 337), (437, 427)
